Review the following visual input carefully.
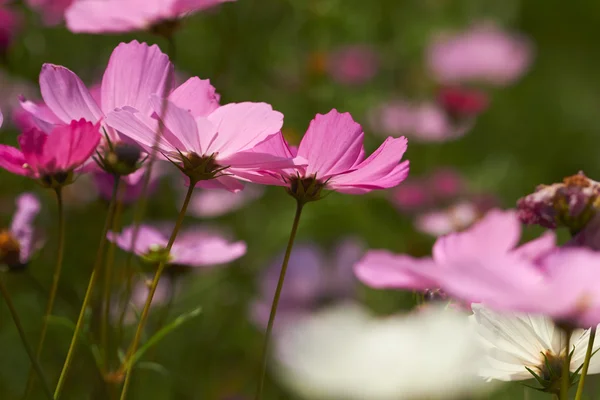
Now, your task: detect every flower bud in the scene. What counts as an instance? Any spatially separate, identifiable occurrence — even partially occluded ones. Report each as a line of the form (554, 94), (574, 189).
(97, 142), (143, 176)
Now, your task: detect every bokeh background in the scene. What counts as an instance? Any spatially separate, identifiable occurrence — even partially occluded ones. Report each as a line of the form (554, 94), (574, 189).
(1, 0), (600, 398)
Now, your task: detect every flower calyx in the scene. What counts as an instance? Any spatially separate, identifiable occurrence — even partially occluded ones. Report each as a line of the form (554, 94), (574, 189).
(286, 174), (327, 205)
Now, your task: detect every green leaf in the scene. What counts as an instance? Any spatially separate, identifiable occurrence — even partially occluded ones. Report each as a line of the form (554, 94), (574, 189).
(126, 307), (202, 368)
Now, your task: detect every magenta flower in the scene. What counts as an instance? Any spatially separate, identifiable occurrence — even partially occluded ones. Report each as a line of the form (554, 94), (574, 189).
(369, 100), (473, 142)
(251, 239), (363, 331)
(325, 45), (379, 86)
(427, 24), (533, 86)
(0, 0), (20, 52)
(437, 86), (489, 120)
(0, 193), (44, 269)
(250, 110), (409, 199)
(106, 82), (295, 191)
(0, 119), (101, 187)
(65, 0), (236, 34)
(20, 40), (173, 142)
(108, 224), (246, 267)
(25, 0), (73, 25)
(187, 184), (264, 218)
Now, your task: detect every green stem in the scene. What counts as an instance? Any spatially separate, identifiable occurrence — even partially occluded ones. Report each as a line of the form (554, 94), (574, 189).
(118, 183), (195, 400)
(574, 326), (596, 400)
(561, 329), (572, 400)
(255, 201), (304, 400)
(24, 187), (65, 398)
(54, 179), (120, 399)
(0, 277), (53, 400)
(101, 182), (125, 372)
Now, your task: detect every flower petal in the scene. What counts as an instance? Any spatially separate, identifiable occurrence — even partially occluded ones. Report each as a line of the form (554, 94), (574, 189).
(0, 145), (28, 176)
(150, 96), (202, 154)
(168, 77), (220, 117)
(42, 119), (101, 172)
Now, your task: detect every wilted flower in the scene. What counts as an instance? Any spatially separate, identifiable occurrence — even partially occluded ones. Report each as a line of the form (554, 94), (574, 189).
(251, 239), (363, 331)
(472, 304), (600, 392)
(0, 119), (101, 188)
(65, 0), (236, 34)
(325, 45), (379, 86)
(187, 184), (264, 218)
(427, 24), (533, 86)
(274, 302), (489, 400)
(517, 172), (600, 233)
(108, 224), (246, 267)
(0, 193), (43, 270)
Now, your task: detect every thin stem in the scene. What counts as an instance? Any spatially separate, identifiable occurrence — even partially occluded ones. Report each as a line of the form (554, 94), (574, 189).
(561, 329), (572, 400)
(24, 187), (65, 397)
(0, 277), (53, 400)
(118, 183), (195, 400)
(574, 326), (597, 400)
(101, 181), (125, 372)
(255, 201), (304, 400)
(54, 179), (120, 399)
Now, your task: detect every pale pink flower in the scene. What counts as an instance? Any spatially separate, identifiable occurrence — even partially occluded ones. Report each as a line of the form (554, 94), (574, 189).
(65, 0), (236, 34)
(326, 45), (379, 86)
(427, 24), (533, 85)
(25, 0), (73, 25)
(20, 40), (173, 142)
(250, 110), (409, 197)
(187, 184), (264, 218)
(369, 100), (472, 142)
(0, 193), (44, 269)
(106, 81), (295, 192)
(108, 224), (246, 267)
(0, 119), (101, 184)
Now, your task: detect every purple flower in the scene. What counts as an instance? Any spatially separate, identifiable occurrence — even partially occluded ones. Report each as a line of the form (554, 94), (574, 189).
(0, 193), (43, 269)
(251, 239), (363, 331)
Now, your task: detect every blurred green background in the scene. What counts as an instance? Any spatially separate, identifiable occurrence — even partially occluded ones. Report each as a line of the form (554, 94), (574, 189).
(1, 0), (600, 398)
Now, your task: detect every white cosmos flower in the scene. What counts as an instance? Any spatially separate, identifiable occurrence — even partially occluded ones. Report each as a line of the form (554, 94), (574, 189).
(471, 303), (600, 381)
(274, 302), (490, 400)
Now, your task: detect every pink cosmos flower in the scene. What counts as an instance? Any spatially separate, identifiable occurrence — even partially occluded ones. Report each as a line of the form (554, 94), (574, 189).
(106, 81), (296, 192)
(427, 24), (533, 86)
(251, 239), (363, 331)
(0, 193), (44, 269)
(250, 109), (409, 197)
(0, 119), (100, 184)
(25, 0), (73, 25)
(187, 184), (264, 218)
(437, 86), (489, 119)
(0, 0), (20, 52)
(325, 45), (379, 86)
(108, 224), (246, 267)
(20, 40), (173, 142)
(369, 100), (473, 142)
(65, 0), (236, 34)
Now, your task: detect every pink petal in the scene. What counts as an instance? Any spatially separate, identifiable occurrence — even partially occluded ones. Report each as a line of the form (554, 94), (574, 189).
(102, 41), (174, 116)
(105, 108), (182, 155)
(297, 109), (365, 178)
(205, 102), (284, 158)
(18, 96), (62, 133)
(65, 1), (159, 33)
(150, 96), (202, 153)
(169, 77), (220, 117)
(432, 209), (521, 265)
(219, 133), (297, 169)
(0, 145), (28, 176)
(42, 119), (101, 172)
(39, 64), (103, 124)
(172, 229), (246, 266)
(107, 225), (168, 257)
(194, 175), (245, 192)
(328, 136), (409, 193)
(513, 231), (556, 261)
(354, 250), (438, 290)
(172, 0), (235, 14)
(10, 193), (42, 263)
(18, 128), (47, 174)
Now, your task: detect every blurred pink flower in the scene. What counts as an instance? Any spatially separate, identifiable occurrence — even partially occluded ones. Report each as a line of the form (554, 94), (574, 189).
(437, 86), (489, 119)
(187, 184), (264, 218)
(106, 82), (295, 192)
(250, 110), (409, 197)
(25, 0), (72, 25)
(392, 180), (432, 212)
(251, 239), (363, 331)
(108, 224), (246, 267)
(0, 193), (44, 269)
(427, 24), (533, 86)
(65, 0), (236, 34)
(0, 1), (20, 51)
(326, 45), (379, 85)
(415, 201), (479, 237)
(20, 40), (174, 142)
(428, 168), (465, 199)
(355, 210), (600, 327)
(369, 100), (472, 142)
(0, 119), (100, 184)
